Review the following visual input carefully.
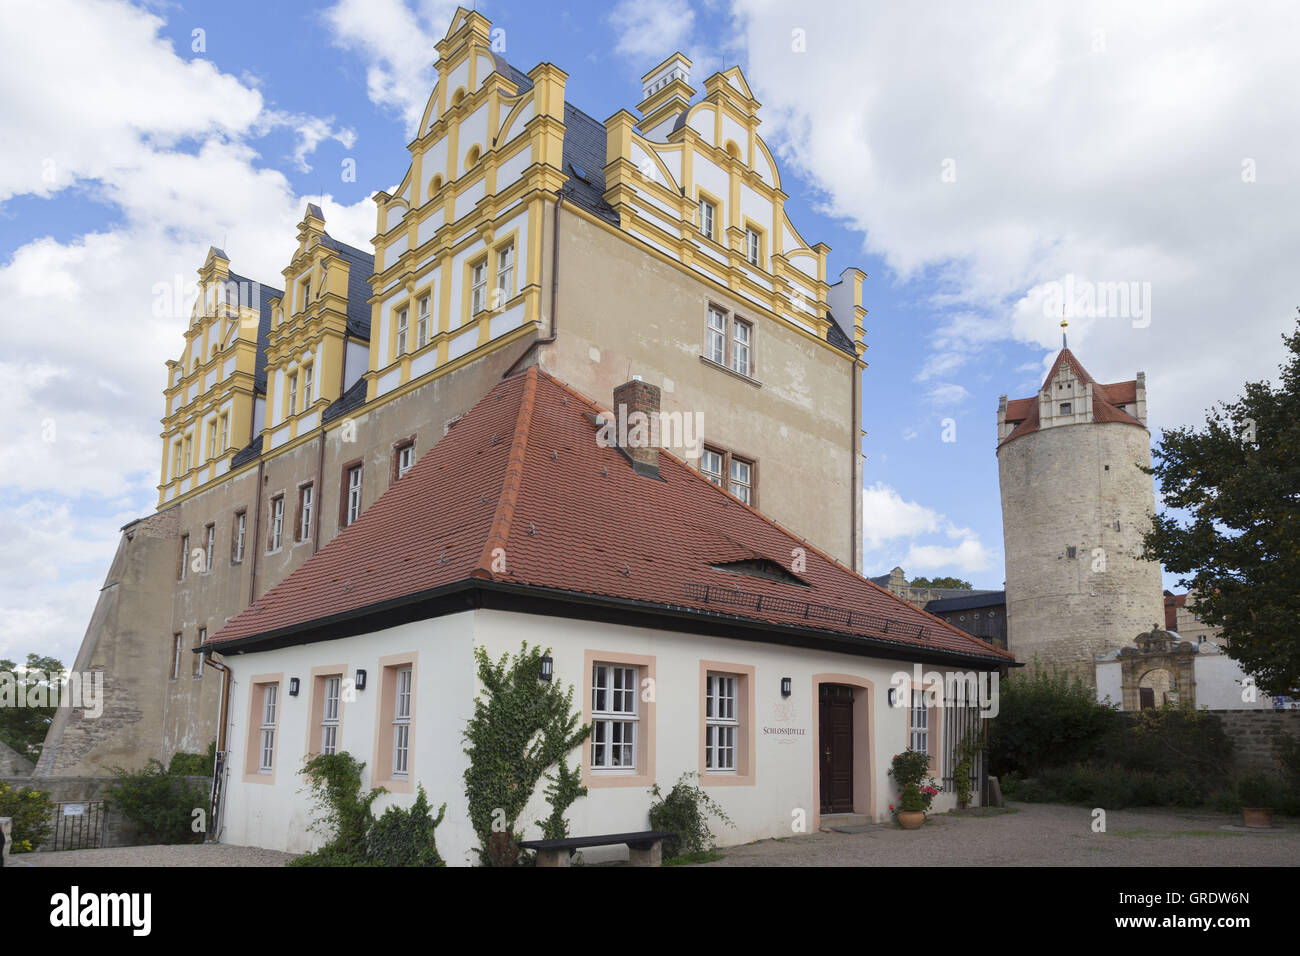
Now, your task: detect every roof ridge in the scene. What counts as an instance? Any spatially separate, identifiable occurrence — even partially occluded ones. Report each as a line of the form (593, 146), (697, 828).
(472, 366), (540, 580)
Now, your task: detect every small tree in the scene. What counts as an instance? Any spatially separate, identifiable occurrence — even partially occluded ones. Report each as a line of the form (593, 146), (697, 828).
(1142, 315), (1300, 697)
(0, 654), (66, 760)
(0, 780), (55, 852)
(107, 760), (209, 845)
(462, 643), (590, 865)
(909, 576), (973, 590)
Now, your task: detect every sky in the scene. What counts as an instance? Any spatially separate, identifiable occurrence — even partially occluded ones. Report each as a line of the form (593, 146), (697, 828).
(1, 0), (1297, 665)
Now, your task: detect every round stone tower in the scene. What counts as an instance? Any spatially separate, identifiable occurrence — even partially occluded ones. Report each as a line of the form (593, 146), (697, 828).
(996, 340), (1164, 686)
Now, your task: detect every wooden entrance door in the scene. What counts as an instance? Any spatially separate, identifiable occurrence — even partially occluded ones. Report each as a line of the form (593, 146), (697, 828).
(819, 684), (854, 813)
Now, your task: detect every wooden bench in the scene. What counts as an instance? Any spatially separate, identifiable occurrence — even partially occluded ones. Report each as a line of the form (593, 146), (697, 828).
(518, 830), (675, 867)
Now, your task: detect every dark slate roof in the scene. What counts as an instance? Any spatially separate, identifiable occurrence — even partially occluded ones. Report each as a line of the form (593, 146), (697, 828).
(560, 103), (617, 223)
(924, 591), (1006, 613)
(319, 235), (374, 340)
(826, 311), (856, 355)
(228, 270), (282, 396)
(493, 55), (533, 93)
(230, 434), (264, 469)
(322, 376), (368, 424)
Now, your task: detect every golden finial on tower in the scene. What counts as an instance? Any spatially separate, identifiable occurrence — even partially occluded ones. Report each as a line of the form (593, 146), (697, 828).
(1060, 310), (1068, 349)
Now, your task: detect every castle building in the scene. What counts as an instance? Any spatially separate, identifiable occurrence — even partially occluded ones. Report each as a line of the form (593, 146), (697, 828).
(40, 8), (870, 777)
(995, 330), (1164, 684)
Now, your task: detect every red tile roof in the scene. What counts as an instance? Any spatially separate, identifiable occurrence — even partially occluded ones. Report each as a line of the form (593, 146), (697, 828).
(1000, 348), (1144, 447)
(209, 367), (1013, 665)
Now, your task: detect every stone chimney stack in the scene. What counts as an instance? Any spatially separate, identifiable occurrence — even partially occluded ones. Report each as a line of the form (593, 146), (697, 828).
(612, 375), (661, 478)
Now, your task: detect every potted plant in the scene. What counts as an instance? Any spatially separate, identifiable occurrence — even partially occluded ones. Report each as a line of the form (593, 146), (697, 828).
(896, 782), (927, 829)
(1237, 773), (1275, 829)
(890, 750), (942, 819)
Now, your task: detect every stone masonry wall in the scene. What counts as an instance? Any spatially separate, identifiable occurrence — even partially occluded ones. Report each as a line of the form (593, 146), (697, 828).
(1206, 709), (1300, 773)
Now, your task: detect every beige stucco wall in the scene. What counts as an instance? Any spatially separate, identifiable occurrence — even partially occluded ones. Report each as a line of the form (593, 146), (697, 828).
(998, 421), (1164, 685)
(544, 210), (859, 567)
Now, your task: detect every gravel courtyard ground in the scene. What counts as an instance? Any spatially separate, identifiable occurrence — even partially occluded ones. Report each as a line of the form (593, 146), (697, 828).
(12, 843), (296, 867)
(7, 802), (1295, 866)
(698, 802), (1300, 866)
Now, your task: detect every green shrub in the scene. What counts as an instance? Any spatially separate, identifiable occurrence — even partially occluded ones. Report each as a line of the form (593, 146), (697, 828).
(167, 741), (216, 777)
(366, 785), (447, 867)
(536, 757), (587, 841)
(289, 752), (384, 867)
(0, 780), (55, 852)
(1273, 735), (1300, 815)
(462, 643), (590, 865)
(897, 782), (926, 812)
(648, 772), (734, 860)
(1100, 705), (1233, 785)
(1007, 763), (1202, 809)
(889, 750), (933, 789)
(290, 753), (448, 867)
(1237, 772), (1280, 809)
(107, 760), (209, 844)
(988, 665), (1124, 777)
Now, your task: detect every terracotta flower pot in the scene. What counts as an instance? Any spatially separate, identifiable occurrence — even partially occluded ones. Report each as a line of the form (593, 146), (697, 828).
(1242, 807), (1274, 829)
(898, 810), (925, 830)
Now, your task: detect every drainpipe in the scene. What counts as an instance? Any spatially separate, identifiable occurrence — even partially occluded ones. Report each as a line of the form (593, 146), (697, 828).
(200, 654), (233, 844)
(503, 193), (563, 378)
(851, 358), (860, 572)
(248, 459), (264, 604)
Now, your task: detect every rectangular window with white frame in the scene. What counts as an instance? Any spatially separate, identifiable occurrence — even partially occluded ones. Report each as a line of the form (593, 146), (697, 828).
(700, 445), (757, 507)
(345, 465), (362, 527)
(396, 442), (415, 479)
(703, 305), (756, 378)
(729, 457), (753, 505)
(495, 243), (514, 307)
(909, 689), (929, 754)
(700, 448), (723, 486)
(470, 260), (487, 316)
(698, 197), (716, 241)
(591, 663), (638, 771)
(392, 666), (412, 777)
(396, 308), (408, 357)
(269, 495), (284, 551)
(321, 675), (341, 756)
(194, 628), (206, 678)
(303, 364), (314, 407)
(287, 372), (298, 416)
(417, 295), (430, 348)
(204, 523), (215, 572)
(232, 511), (246, 564)
(171, 633), (183, 680)
(732, 318), (751, 377)
(707, 307), (726, 365)
(745, 227), (761, 266)
(179, 534), (189, 581)
(259, 683), (278, 772)
(298, 484), (313, 542)
(705, 674), (738, 772)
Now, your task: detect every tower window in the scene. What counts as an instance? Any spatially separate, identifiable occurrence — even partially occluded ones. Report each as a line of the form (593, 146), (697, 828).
(1059, 402), (1071, 415)
(1066, 546), (1077, 559)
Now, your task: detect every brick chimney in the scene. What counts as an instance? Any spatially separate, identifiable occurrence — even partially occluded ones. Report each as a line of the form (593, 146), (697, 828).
(612, 375), (661, 478)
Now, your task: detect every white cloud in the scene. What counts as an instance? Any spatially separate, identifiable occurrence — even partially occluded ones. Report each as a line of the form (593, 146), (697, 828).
(607, 0), (733, 86)
(323, 0), (463, 136)
(925, 383), (969, 407)
(861, 482), (991, 574)
(257, 111), (358, 172)
(733, 0), (1300, 430)
(0, 0), (376, 659)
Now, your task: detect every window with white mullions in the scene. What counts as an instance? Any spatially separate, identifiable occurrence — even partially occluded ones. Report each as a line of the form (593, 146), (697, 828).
(700, 449), (723, 486)
(731, 319), (751, 377)
(705, 674), (738, 772)
(707, 307), (727, 365)
(909, 689), (928, 754)
(471, 261), (487, 315)
(698, 198), (716, 240)
(591, 664), (638, 770)
(204, 524), (215, 572)
(745, 228), (761, 266)
(417, 295), (430, 348)
(396, 308), (409, 357)
(495, 244), (514, 306)
(392, 666), (412, 776)
(321, 676), (341, 756)
(729, 458), (752, 504)
(345, 466), (362, 526)
(260, 684), (278, 772)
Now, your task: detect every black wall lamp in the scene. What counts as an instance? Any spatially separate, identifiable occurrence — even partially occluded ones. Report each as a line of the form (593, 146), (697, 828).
(354, 669), (367, 691)
(540, 655), (554, 682)
(888, 687), (897, 707)
(780, 677), (792, 697)
(288, 678), (300, 697)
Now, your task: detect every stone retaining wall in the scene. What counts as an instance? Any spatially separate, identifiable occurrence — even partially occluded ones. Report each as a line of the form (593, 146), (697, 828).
(1205, 709), (1300, 772)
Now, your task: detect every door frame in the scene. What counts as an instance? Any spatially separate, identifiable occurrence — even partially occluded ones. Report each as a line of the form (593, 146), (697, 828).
(810, 673), (875, 831)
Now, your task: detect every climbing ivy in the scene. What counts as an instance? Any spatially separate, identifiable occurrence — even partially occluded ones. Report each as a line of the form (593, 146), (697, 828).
(537, 756), (587, 840)
(463, 642), (590, 865)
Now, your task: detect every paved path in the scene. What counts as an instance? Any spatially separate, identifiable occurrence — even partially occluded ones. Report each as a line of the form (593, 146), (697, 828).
(12, 843), (296, 867)
(698, 803), (1300, 866)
